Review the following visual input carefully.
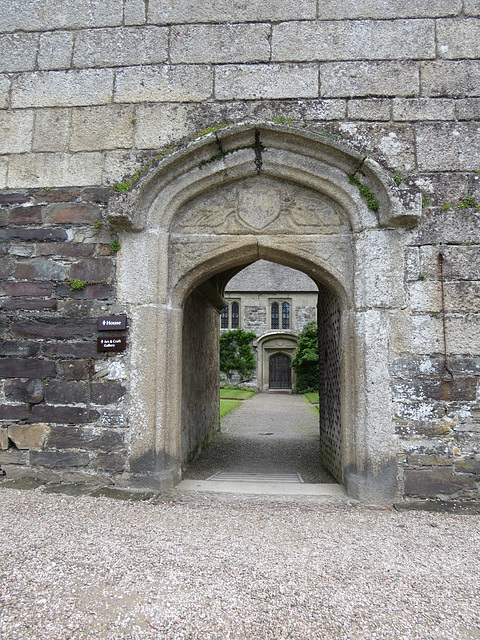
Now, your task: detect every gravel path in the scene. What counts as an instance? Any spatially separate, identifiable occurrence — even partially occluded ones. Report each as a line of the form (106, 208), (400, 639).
(184, 393), (336, 483)
(1, 487), (479, 640)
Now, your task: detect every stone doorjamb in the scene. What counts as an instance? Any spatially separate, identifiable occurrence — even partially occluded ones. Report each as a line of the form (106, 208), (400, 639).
(108, 123), (421, 503)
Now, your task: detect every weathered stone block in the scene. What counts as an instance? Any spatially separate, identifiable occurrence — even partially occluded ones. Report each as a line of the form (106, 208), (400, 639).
(0, 341), (40, 357)
(393, 377), (476, 402)
(422, 61), (480, 97)
(0, 404), (29, 420)
(5, 379), (44, 404)
(114, 65), (213, 103)
(171, 23), (270, 64)
(0, 157), (6, 188)
(93, 452), (125, 472)
(42, 342), (98, 359)
(456, 98), (480, 120)
(11, 69), (114, 109)
(8, 423), (50, 449)
(321, 61), (419, 97)
(30, 450), (90, 468)
(416, 123), (480, 171)
(14, 258), (67, 281)
(68, 258), (112, 282)
(33, 109), (69, 152)
(124, 0), (146, 25)
(0, 450), (27, 465)
(8, 152), (104, 189)
(0, 0), (123, 32)
(404, 468), (476, 495)
(56, 283), (114, 300)
(0, 75), (9, 109)
(455, 458), (480, 474)
(0, 358), (55, 378)
(11, 319), (96, 340)
(0, 193), (30, 205)
(407, 454), (453, 467)
(0, 110), (34, 154)
(347, 99), (391, 121)
(464, 0), (480, 15)
(437, 18), (480, 59)
(0, 33), (38, 72)
(101, 409), (127, 428)
(148, 0), (315, 22)
(37, 242), (94, 257)
(1, 228), (68, 242)
(134, 102), (197, 149)
(29, 405), (99, 424)
(420, 245), (480, 281)
(44, 203), (101, 224)
(2, 299), (57, 311)
(73, 26), (168, 68)
(91, 382), (126, 404)
(393, 98), (455, 121)
(45, 380), (88, 404)
(38, 31), (73, 70)
(56, 360), (90, 381)
(0, 282), (52, 297)
(273, 20), (435, 62)
(0, 254), (13, 278)
(317, 0), (461, 18)
(354, 230), (405, 308)
(216, 64), (318, 100)
(10, 205), (43, 224)
(0, 428), (7, 450)
(70, 105), (134, 152)
(45, 425), (123, 450)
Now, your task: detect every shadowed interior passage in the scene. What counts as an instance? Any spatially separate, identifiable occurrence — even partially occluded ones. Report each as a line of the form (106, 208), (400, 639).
(183, 393), (337, 484)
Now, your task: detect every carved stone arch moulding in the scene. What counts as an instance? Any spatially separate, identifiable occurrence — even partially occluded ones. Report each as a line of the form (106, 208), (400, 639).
(110, 123), (416, 503)
(108, 123), (422, 234)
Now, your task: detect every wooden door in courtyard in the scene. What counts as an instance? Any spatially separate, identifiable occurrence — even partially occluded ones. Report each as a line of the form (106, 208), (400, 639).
(269, 354), (292, 389)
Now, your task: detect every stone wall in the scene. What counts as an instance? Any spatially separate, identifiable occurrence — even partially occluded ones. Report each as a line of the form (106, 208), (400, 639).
(0, 189), (129, 483)
(1, 1), (480, 501)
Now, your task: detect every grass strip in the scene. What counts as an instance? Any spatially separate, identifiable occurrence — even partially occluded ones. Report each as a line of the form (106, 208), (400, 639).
(220, 389), (256, 400)
(220, 399), (242, 419)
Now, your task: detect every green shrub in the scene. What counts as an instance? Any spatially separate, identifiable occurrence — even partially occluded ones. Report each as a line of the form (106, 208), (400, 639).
(291, 321), (319, 393)
(220, 329), (256, 381)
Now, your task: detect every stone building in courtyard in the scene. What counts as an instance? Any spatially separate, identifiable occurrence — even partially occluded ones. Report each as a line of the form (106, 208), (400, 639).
(1, 0), (480, 504)
(221, 260), (318, 391)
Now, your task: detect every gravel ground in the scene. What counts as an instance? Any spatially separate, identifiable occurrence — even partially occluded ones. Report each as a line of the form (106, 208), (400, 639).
(1, 487), (479, 640)
(184, 393), (336, 483)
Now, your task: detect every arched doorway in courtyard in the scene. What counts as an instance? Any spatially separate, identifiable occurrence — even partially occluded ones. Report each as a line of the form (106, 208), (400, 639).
(109, 124), (419, 501)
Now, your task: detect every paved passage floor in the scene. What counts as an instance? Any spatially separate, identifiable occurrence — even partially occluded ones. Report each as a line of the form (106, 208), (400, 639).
(183, 392), (337, 484)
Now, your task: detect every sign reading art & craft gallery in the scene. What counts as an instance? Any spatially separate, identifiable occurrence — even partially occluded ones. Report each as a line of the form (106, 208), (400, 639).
(97, 336), (127, 352)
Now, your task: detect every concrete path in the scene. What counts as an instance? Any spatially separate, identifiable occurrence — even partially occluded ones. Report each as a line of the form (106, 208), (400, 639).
(181, 393), (339, 493)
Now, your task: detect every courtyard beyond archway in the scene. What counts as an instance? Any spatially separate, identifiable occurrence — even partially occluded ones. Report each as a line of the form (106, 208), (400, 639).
(183, 393), (337, 485)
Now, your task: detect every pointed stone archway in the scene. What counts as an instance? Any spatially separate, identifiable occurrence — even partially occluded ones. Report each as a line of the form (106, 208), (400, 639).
(108, 123), (421, 503)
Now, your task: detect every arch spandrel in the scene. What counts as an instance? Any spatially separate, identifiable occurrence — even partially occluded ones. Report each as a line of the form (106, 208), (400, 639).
(107, 123), (421, 234)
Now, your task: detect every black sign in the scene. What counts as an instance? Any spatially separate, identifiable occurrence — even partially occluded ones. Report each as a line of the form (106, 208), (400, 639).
(98, 315), (127, 331)
(97, 336), (127, 352)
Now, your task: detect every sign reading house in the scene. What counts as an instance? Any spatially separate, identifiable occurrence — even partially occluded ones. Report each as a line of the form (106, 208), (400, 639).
(97, 315), (127, 331)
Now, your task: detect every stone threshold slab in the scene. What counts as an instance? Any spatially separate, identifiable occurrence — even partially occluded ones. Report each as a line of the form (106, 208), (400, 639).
(177, 479), (346, 497)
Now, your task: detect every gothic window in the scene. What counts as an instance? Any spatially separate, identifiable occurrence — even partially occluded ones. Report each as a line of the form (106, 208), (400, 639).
(221, 306), (229, 329)
(282, 301), (290, 329)
(271, 302), (279, 329)
(231, 301), (239, 328)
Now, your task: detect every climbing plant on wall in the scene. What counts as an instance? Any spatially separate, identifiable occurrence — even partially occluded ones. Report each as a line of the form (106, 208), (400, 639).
(220, 329), (257, 381)
(291, 321), (319, 393)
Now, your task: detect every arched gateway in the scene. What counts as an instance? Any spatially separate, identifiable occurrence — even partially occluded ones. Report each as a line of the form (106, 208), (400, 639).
(108, 124), (421, 503)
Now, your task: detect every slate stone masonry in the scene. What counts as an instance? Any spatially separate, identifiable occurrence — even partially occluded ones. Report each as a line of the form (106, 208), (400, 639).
(0, 188), (128, 483)
(0, 0), (479, 500)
